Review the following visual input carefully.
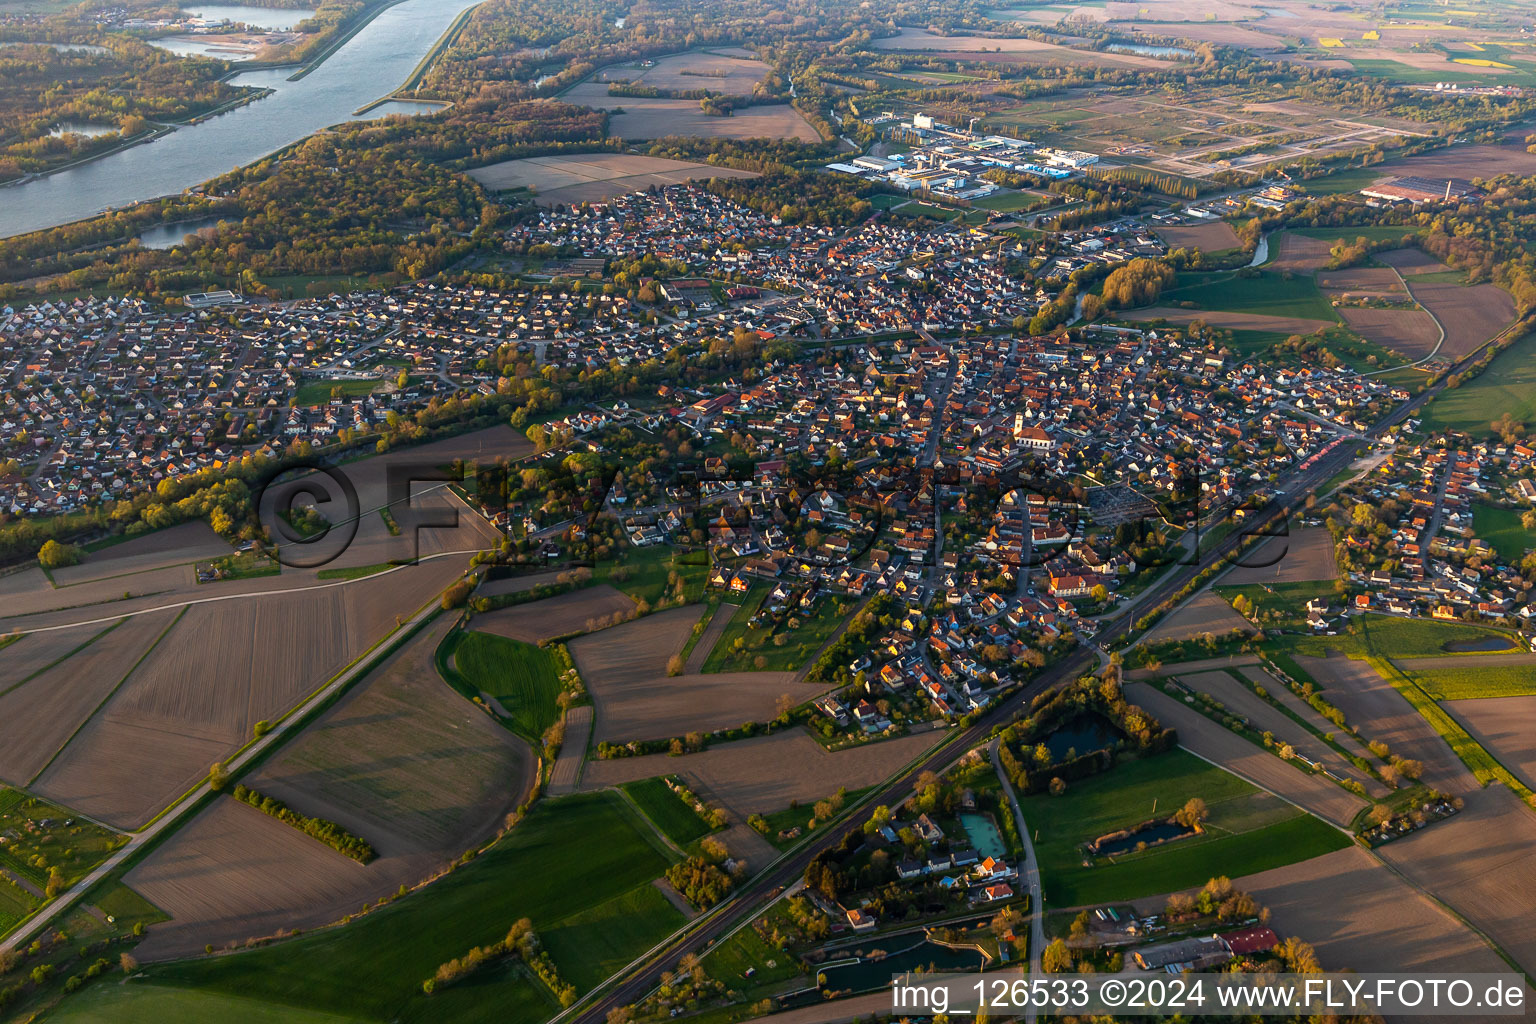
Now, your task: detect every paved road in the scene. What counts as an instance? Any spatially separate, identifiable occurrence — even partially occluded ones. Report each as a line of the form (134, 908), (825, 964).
(565, 437), (1369, 1024)
(0, 584), (458, 954)
(991, 738), (1044, 1023)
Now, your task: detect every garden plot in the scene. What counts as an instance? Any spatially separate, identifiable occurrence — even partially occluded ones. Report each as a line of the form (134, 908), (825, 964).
(568, 605), (801, 744)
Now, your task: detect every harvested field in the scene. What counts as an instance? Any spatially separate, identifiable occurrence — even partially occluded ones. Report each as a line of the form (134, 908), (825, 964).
(0, 621), (108, 688)
(34, 558), (472, 828)
(1131, 306), (1332, 335)
(128, 614), (533, 960)
(1157, 221), (1240, 251)
(1124, 682), (1367, 828)
(1237, 665), (1378, 764)
(582, 727), (942, 815)
(0, 567), (48, 598)
(686, 602), (735, 674)
(468, 153), (759, 206)
(1337, 306), (1442, 360)
(1143, 590), (1255, 643)
(1220, 526), (1337, 585)
(474, 585), (636, 643)
(594, 49), (770, 92)
(1226, 846), (1507, 974)
(52, 522), (232, 586)
(0, 609), (179, 786)
(1377, 248), (1450, 276)
(549, 705), (592, 796)
(1296, 653), (1469, 793)
(559, 80), (818, 142)
(1406, 278), (1516, 360)
(1380, 142), (1536, 181)
(125, 799), (366, 960)
(475, 570), (567, 598)
(1377, 786), (1536, 976)
(870, 28), (1179, 68)
(1444, 696), (1536, 790)
(569, 605), (802, 743)
(1268, 231), (1332, 274)
(1317, 266), (1404, 294)
(34, 718), (229, 831)
(1175, 670), (1383, 796)
(1124, 654), (1259, 680)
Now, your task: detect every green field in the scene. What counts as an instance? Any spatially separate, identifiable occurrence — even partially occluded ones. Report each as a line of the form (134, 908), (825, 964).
(1019, 750), (1348, 906)
(1213, 579), (1338, 630)
(293, 377), (384, 408)
(445, 630), (562, 741)
(1274, 613), (1518, 661)
(1162, 269), (1338, 322)
(595, 544), (708, 607)
(1283, 225), (1427, 244)
(970, 190), (1045, 213)
(542, 883), (683, 991)
(1471, 503), (1533, 563)
(702, 589), (852, 673)
(44, 985), (371, 1024)
(1420, 330), (1536, 434)
(1399, 662), (1536, 701)
(315, 562), (396, 581)
(118, 794), (677, 1024)
(621, 777), (713, 846)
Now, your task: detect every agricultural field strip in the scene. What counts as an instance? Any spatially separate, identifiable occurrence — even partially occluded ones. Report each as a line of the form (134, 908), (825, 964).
(0, 545), (487, 639)
(0, 593), (452, 955)
(25, 607), (187, 787)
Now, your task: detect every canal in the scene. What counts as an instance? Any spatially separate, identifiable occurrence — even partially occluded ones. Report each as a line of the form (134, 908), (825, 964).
(0, 0), (483, 239)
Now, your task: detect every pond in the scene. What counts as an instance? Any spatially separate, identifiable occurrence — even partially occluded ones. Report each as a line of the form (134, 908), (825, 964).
(184, 5), (317, 30)
(1041, 712), (1121, 761)
(363, 98), (448, 118)
(1441, 634), (1517, 653)
(49, 121), (118, 139)
(135, 216), (225, 249)
(818, 936), (988, 993)
(959, 812), (1006, 862)
(147, 36), (261, 59)
(1106, 42), (1195, 59)
(1091, 819), (1195, 858)
(1, 41), (108, 54)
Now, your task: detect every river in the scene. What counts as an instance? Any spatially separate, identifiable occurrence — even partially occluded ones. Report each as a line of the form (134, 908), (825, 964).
(0, 0), (483, 240)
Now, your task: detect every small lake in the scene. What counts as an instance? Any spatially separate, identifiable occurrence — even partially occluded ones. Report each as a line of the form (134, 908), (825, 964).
(50, 121), (118, 139)
(819, 936), (987, 992)
(1442, 635), (1517, 653)
(1106, 42), (1195, 59)
(1042, 712), (1121, 761)
(959, 813), (1006, 862)
(1, 41), (108, 54)
(136, 216), (225, 249)
(147, 36), (260, 59)
(184, 5), (316, 30)
(362, 98), (447, 118)
(1092, 820), (1195, 858)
